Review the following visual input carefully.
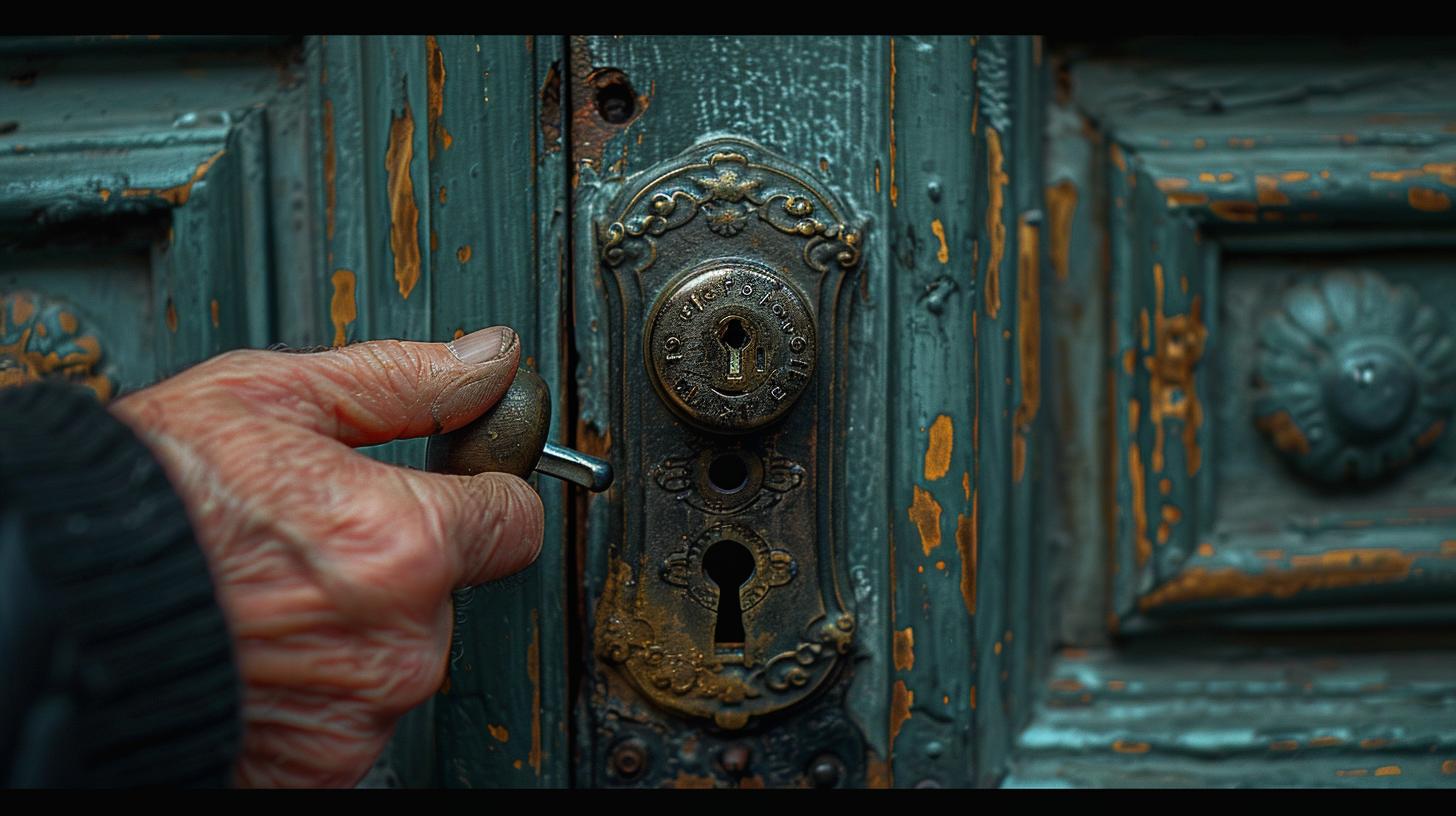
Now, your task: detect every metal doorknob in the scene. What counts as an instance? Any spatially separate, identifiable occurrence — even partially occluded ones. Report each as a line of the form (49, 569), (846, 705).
(425, 368), (613, 492)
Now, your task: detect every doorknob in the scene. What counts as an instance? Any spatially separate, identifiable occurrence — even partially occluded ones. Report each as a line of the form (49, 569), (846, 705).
(425, 367), (613, 491)
(591, 138), (865, 735)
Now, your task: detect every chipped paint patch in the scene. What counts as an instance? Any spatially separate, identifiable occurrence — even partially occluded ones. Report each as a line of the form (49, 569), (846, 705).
(329, 269), (356, 347)
(957, 506), (976, 615)
(1140, 548), (1425, 609)
(1130, 442), (1150, 568)
(165, 298), (178, 333)
(1256, 410), (1311, 455)
(888, 37), (898, 207)
(487, 724), (510, 743)
(209, 299), (220, 329)
(893, 627), (915, 672)
(930, 218), (949, 264)
(386, 103), (422, 299)
(1112, 740), (1149, 754)
(1046, 180), (1077, 282)
(426, 36), (452, 158)
(984, 128), (1008, 319)
(889, 680), (914, 744)
(1146, 264), (1206, 477)
(1013, 216), (1040, 482)
(1410, 187), (1452, 212)
(122, 149), (225, 207)
(1209, 200), (1258, 222)
(1374, 766), (1402, 777)
(909, 485), (943, 557)
(1255, 174), (1290, 206)
(924, 414), (953, 480)
(457, 244), (472, 264)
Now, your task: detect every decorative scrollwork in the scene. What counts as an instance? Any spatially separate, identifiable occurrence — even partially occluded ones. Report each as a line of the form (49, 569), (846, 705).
(660, 523), (797, 613)
(651, 443), (805, 515)
(599, 143), (863, 275)
(0, 291), (113, 401)
(1253, 269), (1456, 482)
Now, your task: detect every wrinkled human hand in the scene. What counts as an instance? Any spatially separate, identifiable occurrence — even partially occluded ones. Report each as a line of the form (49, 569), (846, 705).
(110, 326), (544, 787)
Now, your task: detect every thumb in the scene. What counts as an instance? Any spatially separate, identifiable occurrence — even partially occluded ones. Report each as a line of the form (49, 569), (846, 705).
(399, 468), (545, 587)
(246, 326), (521, 447)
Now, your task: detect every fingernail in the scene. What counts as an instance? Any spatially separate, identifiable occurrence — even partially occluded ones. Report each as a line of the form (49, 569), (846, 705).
(448, 326), (516, 365)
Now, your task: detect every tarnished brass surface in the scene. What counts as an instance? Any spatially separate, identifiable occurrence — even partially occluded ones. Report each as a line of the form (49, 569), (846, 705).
(645, 261), (817, 433)
(591, 137), (864, 732)
(426, 367), (550, 480)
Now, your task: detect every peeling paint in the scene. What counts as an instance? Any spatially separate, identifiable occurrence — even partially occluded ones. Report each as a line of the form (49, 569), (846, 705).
(457, 244), (472, 264)
(889, 680), (914, 745)
(122, 149), (224, 207)
(888, 37), (898, 207)
(209, 299), (220, 329)
(909, 485), (943, 557)
(924, 414), (953, 480)
(985, 128), (1008, 319)
(1012, 216), (1040, 482)
(931, 218), (949, 264)
(330, 269), (356, 347)
(165, 298), (178, 333)
(487, 724), (510, 743)
(426, 35), (451, 160)
(1046, 179), (1077, 282)
(1141, 548), (1430, 609)
(1256, 410), (1311, 455)
(1112, 740), (1150, 754)
(386, 103), (422, 300)
(1410, 187), (1452, 212)
(957, 506), (976, 615)
(893, 627), (915, 672)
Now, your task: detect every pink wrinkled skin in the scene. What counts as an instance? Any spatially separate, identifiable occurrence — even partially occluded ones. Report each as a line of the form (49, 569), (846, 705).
(111, 331), (544, 787)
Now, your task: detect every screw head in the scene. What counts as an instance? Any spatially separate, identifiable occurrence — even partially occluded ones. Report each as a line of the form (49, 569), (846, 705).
(611, 738), (649, 779)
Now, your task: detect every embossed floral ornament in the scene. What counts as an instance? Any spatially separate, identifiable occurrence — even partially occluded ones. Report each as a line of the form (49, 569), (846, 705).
(0, 291), (114, 401)
(1253, 270), (1456, 482)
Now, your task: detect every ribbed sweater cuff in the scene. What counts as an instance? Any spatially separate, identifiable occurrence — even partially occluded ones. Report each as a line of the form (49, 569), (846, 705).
(0, 381), (241, 787)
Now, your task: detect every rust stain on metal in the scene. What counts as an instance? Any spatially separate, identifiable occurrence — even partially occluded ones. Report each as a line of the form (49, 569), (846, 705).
(1146, 264), (1206, 476)
(324, 99), (336, 242)
(1256, 411), (1311, 455)
(1140, 548), (1427, 609)
(957, 505), (976, 615)
(889, 680), (914, 744)
(426, 35), (451, 161)
(527, 608), (542, 775)
(1410, 187), (1452, 212)
(924, 414), (953, 481)
(1012, 216), (1041, 482)
(209, 299), (219, 329)
(888, 37), (898, 207)
(122, 149), (224, 207)
(329, 269), (356, 347)
(865, 753), (891, 788)
(386, 102), (422, 300)
(1046, 179), (1077, 282)
(487, 724), (510, 743)
(567, 39), (650, 180)
(909, 485), (943, 557)
(165, 298), (178, 333)
(984, 128), (1007, 319)
(457, 244), (472, 264)
(931, 218), (949, 264)
(1209, 200), (1258, 222)
(893, 627), (915, 672)
(1112, 740), (1149, 754)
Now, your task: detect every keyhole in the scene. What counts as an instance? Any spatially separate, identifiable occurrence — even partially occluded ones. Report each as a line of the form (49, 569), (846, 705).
(703, 540), (755, 648)
(719, 317), (751, 381)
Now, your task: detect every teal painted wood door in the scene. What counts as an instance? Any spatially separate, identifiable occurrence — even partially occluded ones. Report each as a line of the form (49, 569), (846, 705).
(3, 35), (1455, 788)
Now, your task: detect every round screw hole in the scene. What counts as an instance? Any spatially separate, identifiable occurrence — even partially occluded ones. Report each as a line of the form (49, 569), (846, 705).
(707, 452), (750, 494)
(593, 70), (636, 124)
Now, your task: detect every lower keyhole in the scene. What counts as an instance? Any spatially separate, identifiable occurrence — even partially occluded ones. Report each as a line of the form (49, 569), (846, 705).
(703, 539), (755, 648)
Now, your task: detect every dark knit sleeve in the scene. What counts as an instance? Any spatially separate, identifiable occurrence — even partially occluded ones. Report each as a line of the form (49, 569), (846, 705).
(0, 381), (241, 787)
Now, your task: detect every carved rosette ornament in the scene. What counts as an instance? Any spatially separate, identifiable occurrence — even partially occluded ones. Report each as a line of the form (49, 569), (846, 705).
(0, 291), (114, 401)
(1253, 270), (1456, 482)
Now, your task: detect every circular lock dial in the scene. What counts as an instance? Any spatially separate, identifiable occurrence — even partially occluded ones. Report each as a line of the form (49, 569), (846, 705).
(644, 261), (817, 433)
